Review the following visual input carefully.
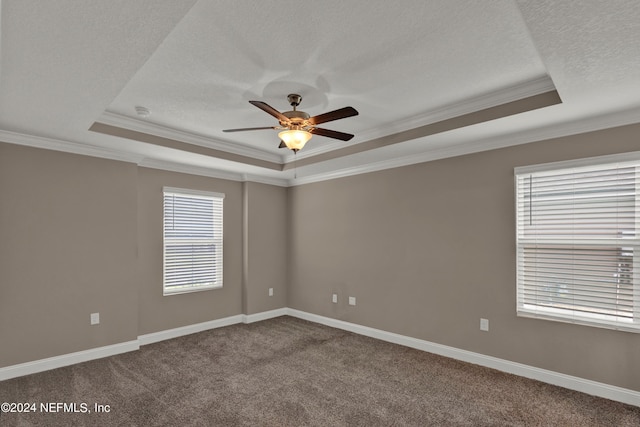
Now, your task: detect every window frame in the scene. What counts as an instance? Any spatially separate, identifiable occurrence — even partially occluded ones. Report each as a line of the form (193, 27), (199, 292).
(162, 187), (224, 296)
(514, 152), (640, 333)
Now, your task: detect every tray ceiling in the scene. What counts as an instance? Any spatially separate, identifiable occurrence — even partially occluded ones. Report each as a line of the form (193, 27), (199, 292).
(1, 0), (639, 186)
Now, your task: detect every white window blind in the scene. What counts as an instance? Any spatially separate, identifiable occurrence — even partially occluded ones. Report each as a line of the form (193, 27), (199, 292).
(163, 188), (224, 295)
(515, 157), (640, 332)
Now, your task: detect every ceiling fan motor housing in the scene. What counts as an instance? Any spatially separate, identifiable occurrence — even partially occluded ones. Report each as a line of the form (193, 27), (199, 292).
(281, 110), (310, 128)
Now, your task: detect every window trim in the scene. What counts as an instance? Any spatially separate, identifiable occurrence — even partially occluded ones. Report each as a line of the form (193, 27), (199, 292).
(162, 187), (224, 296)
(514, 152), (640, 333)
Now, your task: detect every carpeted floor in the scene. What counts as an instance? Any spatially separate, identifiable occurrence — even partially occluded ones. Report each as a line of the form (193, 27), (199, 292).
(1, 316), (639, 426)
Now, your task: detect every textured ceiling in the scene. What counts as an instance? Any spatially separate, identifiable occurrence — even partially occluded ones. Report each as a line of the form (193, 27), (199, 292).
(1, 0), (639, 186)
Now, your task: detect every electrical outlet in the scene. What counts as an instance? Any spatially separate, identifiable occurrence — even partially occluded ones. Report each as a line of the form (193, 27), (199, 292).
(332, 294), (338, 303)
(480, 318), (489, 331)
(348, 296), (356, 306)
(268, 288), (274, 297)
(91, 313), (100, 325)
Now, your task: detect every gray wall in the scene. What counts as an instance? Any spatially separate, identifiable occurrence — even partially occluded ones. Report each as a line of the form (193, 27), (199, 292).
(288, 123), (640, 392)
(136, 167), (245, 335)
(0, 143), (288, 367)
(2, 122), (640, 392)
(0, 145), (139, 366)
(244, 182), (288, 314)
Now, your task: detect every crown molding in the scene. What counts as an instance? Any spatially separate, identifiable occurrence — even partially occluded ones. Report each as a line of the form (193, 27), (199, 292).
(99, 110), (284, 164)
(290, 105), (640, 186)
(98, 76), (557, 169)
(0, 128), (145, 164)
(138, 158), (289, 187)
(3, 102), (639, 190)
(287, 75), (558, 163)
(0, 128), (288, 186)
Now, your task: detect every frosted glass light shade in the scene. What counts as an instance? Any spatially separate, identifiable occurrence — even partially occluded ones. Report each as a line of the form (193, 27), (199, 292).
(278, 129), (312, 151)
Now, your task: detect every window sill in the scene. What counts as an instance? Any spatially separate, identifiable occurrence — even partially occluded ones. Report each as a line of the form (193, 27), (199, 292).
(163, 284), (223, 296)
(517, 306), (639, 333)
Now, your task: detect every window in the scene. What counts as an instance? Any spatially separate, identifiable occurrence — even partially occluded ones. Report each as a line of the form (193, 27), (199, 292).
(515, 154), (640, 332)
(163, 187), (224, 295)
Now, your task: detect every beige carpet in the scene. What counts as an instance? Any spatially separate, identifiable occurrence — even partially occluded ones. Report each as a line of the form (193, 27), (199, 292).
(1, 316), (638, 426)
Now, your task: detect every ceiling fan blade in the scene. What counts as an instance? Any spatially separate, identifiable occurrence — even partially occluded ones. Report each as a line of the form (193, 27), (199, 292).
(308, 106), (358, 125)
(249, 101), (288, 122)
(310, 127), (354, 141)
(278, 140), (287, 149)
(222, 126), (276, 132)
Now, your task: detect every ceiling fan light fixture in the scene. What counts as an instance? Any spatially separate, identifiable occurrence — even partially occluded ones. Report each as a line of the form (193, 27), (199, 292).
(223, 94), (358, 152)
(278, 129), (312, 151)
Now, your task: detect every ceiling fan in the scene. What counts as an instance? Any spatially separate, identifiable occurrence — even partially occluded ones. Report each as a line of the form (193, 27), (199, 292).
(223, 94), (358, 152)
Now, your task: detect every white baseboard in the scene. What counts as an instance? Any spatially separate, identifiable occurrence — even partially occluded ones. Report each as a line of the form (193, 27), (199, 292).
(0, 314), (246, 381)
(138, 314), (244, 346)
(286, 308), (640, 408)
(243, 308), (288, 324)
(0, 340), (139, 381)
(2, 307), (639, 408)
(0, 311), (286, 381)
